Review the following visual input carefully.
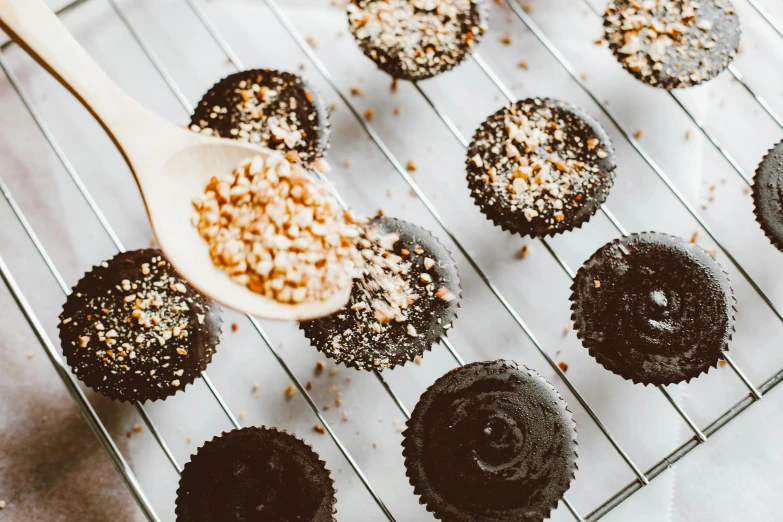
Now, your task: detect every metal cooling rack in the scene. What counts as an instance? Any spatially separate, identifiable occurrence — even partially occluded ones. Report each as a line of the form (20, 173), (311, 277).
(2, 0), (783, 520)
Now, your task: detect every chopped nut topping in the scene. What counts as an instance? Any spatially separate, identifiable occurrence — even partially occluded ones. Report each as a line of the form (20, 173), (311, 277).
(284, 384), (296, 399)
(594, 280), (601, 288)
(192, 154), (361, 304)
(313, 424), (326, 434)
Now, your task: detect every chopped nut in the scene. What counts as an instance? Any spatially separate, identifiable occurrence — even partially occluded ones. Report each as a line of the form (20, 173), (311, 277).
(594, 280), (601, 288)
(518, 244), (533, 259)
(501, 34), (512, 45)
(390, 79), (398, 92)
(133, 424), (142, 433)
(350, 86), (362, 96)
(719, 359), (727, 366)
(558, 361), (568, 372)
(518, 60), (529, 70)
(393, 106), (402, 116)
(364, 109), (375, 121)
(685, 130), (693, 140)
(435, 287), (455, 302)
(406, 160), (417, 171)
(284, 384), (296, 399)
(690, 232), (699, 243)
(633, 130), (643, 139)
(406, 324), (418, 337)
(314, 424), (326, 434)
(423, 257), (435, 270)
(231, 323), (238, 332)
(306, 34), (318, 47)
(580, 72), (589, 81)
(329, 367), (339, 376)
(315, 361), (326, 375)
(523, 2), (533, 12)
(414, 357), (422, 365)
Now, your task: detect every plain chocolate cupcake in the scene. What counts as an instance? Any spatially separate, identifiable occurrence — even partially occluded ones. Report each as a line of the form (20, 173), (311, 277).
(466, 98), (616, 237)
(402, 360), (578, 522)
(58, 249), (222, 403)
(176, 427), (337, 522)
(301, 216), (461, 371)
(570, 232), (735, 385)
(604, 0), (740, 89)
(190, 69), (330, 164)
(753, 140), (783, 252)
(346, 0), (488, 81)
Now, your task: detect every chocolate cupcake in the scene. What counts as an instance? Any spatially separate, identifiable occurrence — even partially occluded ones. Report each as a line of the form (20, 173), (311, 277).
(753, 140), (783, 252)
(190, 69), (330, 164)
(570, 232), (735, 385)
(58, 249), (222, 403)
(466, 98), (616, 237)
(402, 360), (578, 522)
(604, 0), (740, 89)
(301, 216), (460, 370)
(346, 0), (488, 81)
(176, 426), (337, 522)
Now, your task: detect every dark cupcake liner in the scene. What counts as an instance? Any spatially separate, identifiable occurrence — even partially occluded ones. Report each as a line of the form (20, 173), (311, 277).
(752, 140), (783, 253)
(175, 426), (337, 522)
(402, 360), (578, 522)
(570, 232), (736, 386)
(465, 98), (616, 238)
(603, 0), (740, 90)
(58, 249), (223, 403)
(300, 215), (462, 371)
(190, 68), (331, 163)
(346, 0), (489, 81)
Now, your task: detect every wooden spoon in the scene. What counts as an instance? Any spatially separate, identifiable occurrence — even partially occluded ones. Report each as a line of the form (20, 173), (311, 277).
(0, 0), (352, 321)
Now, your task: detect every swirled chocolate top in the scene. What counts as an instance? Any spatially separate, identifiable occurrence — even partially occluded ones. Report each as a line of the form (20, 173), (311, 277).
(604, 0), (740, 89)
(301, 216), (460, 370)
(347, 0), (488, 81)
(58, 249), (222, 403)
(466, 98), (616, 237)
(176, 427), (337, 522)
(402, 360), (577, 522)
(570, 232), (735, 385)
(190, 69), (330, 164)
(753, 140), (783, 252)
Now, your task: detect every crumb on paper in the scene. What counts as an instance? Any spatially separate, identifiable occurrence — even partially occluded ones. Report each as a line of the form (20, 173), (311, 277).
(315, 361), (326, 375)
(390, 79), (398, 92)
(594, 38), (603, 45)
(284, 384), (296, 399)
(231, 322), (238, 332)
(523, 2), (533, 12)
(329, 367), (339, 376)
(685, 130), (693, 140)
(744, 185), (752, 194)
(306, 34), (318, 48)
(580, 72), (589, 81)
(252, 380), (260, 392)
(406, 160), (417, 171)
(501, 34), (512, 45)
(344, 159), (353, 168)
(690, 232), (699, 243)
(350, 86), (362, 96)
(414, 357), (422, 365)
(364, 109), (375, 121)
(633, 129), (643, 139)
(558, 361), (568, 372)
(719, 359), (727, 366)
(306, 381), (313, 391)
(518, 244), (533, 259)
(133, 424), (142, 433)
(518, 60), (528, 70)
(314, 424), (326, 434)
(394, 106), (402, 116)
(563, 324), (571, 335)
(238, 412), (246, 420)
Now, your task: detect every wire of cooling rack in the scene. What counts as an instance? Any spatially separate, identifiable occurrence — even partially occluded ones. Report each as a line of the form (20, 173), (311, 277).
(1, 0), (783, 521)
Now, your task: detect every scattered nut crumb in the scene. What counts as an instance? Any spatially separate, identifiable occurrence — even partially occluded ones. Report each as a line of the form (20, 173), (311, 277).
(594, 38), (603, 45)
(501, 34), (512, 45)
(558, 361), (568, 372)
(0, 500), (6, 509)
(364, 109), (375, 121)
(523, 2), (533, 12)
(350, 86), (362, 96)
(594, 280), (601, 288)
(690, 232), (699, 243)
(518, 60), (528, 70)
(685, 130), (693, 140)
(518, 244), (533, 259)
(390, 79), (398, 92)
(344, 159), (353, 168)
(315, 361), (326, 375)
(126, 431), (132, 439)
(26, 352), (33, 359)
(306, 381), (313, 390)
(394, 106), (402, 116)
(744, 185), (752, 194)
(314, 424), (326, 434)
(329, 367), (339, 376)
(719, 359), (727, 366)
(252, 380), (260, 392)
(406, 160), (417, 171)
(633, 130), (643, 139)
(306, 34), (318, 48)
(231, 322), (238, 332)
(284, 384), (296, 399)
(580, 72), (589, 81)
(563, 324), (571, 335)
(414, 357), (422, 365)
(133, 424), (142, 433)
(239, 411), (246, 420)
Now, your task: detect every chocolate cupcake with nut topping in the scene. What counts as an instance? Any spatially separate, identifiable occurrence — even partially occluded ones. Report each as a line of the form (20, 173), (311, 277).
(402, 360), (578, 522)
(190, 69), (330, 164)
(176, 426), (337, 522)
(753, 140), (783, 252)
(604, 0), (740, 89)
(58, 249), (222, 403)
(466, 98), (616, 237)
(300, 216), (461, 371)
(347, 0), (488, 81)
(570, 232), (735, 385)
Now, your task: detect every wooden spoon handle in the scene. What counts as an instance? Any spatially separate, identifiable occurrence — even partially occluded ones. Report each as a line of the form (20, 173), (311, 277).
(0, 0), (157, 159)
